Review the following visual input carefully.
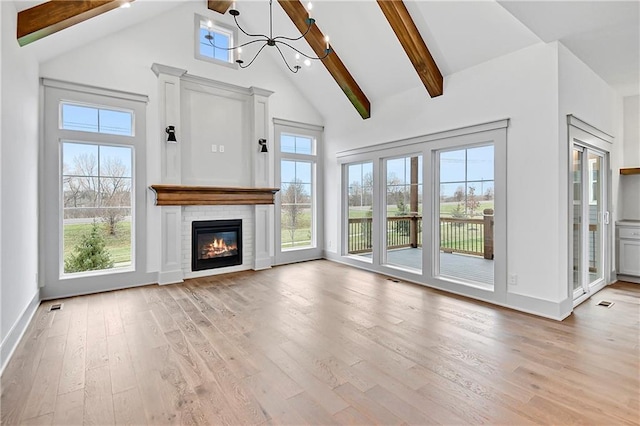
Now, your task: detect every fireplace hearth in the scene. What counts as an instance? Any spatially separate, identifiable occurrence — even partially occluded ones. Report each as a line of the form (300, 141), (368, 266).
(192, 219), (242, 271)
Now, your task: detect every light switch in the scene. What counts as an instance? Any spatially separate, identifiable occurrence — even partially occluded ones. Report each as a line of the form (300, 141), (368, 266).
(211, 145), (217, 152)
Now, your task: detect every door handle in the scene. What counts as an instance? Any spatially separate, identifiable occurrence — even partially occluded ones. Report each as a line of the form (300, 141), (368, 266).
(604, 211), (610, 225)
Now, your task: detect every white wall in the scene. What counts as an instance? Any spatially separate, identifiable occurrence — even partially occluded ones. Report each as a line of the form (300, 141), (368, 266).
(621, 95), (640, 220)
(0, 1), (40, 370)
(39, 1), (323, 274)
(324, 42), (568, 307)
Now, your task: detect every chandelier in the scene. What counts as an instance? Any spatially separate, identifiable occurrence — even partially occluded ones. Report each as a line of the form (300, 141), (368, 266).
(205, 0), (332, 73)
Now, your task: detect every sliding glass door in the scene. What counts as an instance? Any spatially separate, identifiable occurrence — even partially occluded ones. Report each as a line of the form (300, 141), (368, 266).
(572, 144), (607, 300)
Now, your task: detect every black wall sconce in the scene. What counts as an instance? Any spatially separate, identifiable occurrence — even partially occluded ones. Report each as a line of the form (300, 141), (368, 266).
(258, 138), (268, 153)
(166, 126), (177, 143)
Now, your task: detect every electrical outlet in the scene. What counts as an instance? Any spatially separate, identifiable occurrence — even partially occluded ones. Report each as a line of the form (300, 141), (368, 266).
(509, 274), (518, 286)
(211, 145), (217, 152)
(328, 240), (333, 249)
(219, 145), (225, 153)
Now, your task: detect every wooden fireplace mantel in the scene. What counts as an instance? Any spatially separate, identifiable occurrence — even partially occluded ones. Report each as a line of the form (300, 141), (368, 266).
(149, 185), (279, 206)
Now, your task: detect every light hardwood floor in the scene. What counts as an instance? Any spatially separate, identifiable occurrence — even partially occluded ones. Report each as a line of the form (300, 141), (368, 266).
(1, 260), (639, 425)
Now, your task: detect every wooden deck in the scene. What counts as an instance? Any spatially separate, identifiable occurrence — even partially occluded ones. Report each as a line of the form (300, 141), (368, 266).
(366, 248), (494, 286)
(1, 260), (638, 425)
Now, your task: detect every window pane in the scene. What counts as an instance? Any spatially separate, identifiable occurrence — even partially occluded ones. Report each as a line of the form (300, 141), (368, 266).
(281, 160), (296, 183)
(100, 146), (132, 177)
(62, 104), (98, 132)
(438, 146), (494, 288)
(296, 162), (312, 184)
(63, 142), (98, 177)
(61, 103), (133, 136)
(199, 23), (232, 63)
(281, 135), (296, 153)
(467, 145), (494, 181)
(347, 162), (374, 258)
(99, 109), (133, 136)
(440, 150), (466, 183)
(281, 160), (313, 251)
(62, 142), (133, 274)
(295, 136), (313, 155)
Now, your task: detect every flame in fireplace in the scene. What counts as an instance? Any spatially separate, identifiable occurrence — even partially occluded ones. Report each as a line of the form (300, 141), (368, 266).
(202, 237), (238, 259)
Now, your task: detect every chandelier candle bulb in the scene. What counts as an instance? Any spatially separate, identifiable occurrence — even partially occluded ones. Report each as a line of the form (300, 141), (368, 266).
(307, 2), (312, 19)
(325, 35), (330, 50)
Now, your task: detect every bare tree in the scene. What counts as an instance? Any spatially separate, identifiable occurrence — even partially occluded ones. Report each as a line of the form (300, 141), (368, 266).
(281, 178), (310, 245)
(99, 156), (131, 236)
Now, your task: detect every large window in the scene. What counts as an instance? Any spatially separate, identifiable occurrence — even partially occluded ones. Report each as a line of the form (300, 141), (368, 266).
(42, 79), (152, 299)
(338, 120), (507, 302)
(275, 120), (323, 264)
(62, 142), (133, 274)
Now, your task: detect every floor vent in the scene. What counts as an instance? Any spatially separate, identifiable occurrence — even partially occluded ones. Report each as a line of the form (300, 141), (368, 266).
(49, 303), (63, 312)
(387, 278), (401, 283)
(596, 300), (614, 308)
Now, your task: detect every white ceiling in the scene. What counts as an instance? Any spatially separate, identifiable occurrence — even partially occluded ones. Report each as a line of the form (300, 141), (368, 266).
(498, 1), (640, 95)
(10, 0), (640, 114)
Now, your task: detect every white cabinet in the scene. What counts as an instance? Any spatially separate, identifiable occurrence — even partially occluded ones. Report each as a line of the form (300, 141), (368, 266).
(617, 221), (640, 278)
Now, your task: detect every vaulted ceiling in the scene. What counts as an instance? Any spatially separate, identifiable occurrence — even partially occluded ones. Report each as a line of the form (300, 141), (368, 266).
(12, 0), (640, 120)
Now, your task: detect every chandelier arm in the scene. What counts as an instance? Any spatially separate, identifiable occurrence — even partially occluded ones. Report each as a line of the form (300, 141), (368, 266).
(277, 40), (331, 60)
(272, 22), (313, 43)
(238, 42), (271, 69)
(208, 38), (268, 51)
(233, 14), (265, 39)
(274, 44), (301, 73)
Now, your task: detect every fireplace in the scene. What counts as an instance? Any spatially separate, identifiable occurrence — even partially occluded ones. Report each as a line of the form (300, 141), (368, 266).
(192, 219), (242, 271)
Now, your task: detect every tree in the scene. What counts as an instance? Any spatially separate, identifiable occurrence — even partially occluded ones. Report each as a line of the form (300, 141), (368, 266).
(484, 187), (494, 200)
(64, 222), (114, 273)
(466, 186), (480, 217)
(281, 179), (310, 245)
(453, 185), (465, 202)
(99, 156), (131, 236)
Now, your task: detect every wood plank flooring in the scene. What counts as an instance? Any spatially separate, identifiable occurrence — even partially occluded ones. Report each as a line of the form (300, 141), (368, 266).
(1, 260), (639, 425)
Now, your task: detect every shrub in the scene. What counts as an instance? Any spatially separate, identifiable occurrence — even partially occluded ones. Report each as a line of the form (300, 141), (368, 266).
(64, 222), (114, 273)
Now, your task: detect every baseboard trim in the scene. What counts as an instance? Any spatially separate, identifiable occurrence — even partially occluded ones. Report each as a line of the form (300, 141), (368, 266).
(0, 290), (40, 375)
(617, 274), (640, 284)
(158, 270), (184, 285)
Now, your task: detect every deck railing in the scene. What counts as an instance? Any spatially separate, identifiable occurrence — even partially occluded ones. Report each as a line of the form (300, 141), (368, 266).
(348, 209), (494, 259)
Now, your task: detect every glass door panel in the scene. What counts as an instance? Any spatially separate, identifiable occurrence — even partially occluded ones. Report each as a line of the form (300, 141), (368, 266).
(572, 143), (607, 301)
(587, 152), (604, 287)
(383, 155), (422, 272)
(437, 145), (494, 287)
(572, 148), (583, 294)
(347, 162), (374, 260)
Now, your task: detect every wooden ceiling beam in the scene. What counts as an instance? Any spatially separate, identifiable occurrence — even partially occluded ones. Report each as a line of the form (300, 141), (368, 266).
(377, 0), (443, 97)
(278, 0), (371, 119)
(207, 1), (233, 14)
(17, 0), (134, 47)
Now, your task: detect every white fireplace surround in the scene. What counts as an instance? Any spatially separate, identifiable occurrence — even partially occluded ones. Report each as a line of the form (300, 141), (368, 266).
(182, 206), (254, 279)
(152, 63), (274, 284)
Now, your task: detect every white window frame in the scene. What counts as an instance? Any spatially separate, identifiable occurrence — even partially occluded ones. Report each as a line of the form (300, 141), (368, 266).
(194, 14), (238, 68)
(274, 118), (324, 265)
(41, 79), (155, 299)
(337, 119), (508, 303)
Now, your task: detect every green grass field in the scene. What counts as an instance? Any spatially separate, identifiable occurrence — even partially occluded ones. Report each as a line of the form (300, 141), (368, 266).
(63, 221), (132, 267)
